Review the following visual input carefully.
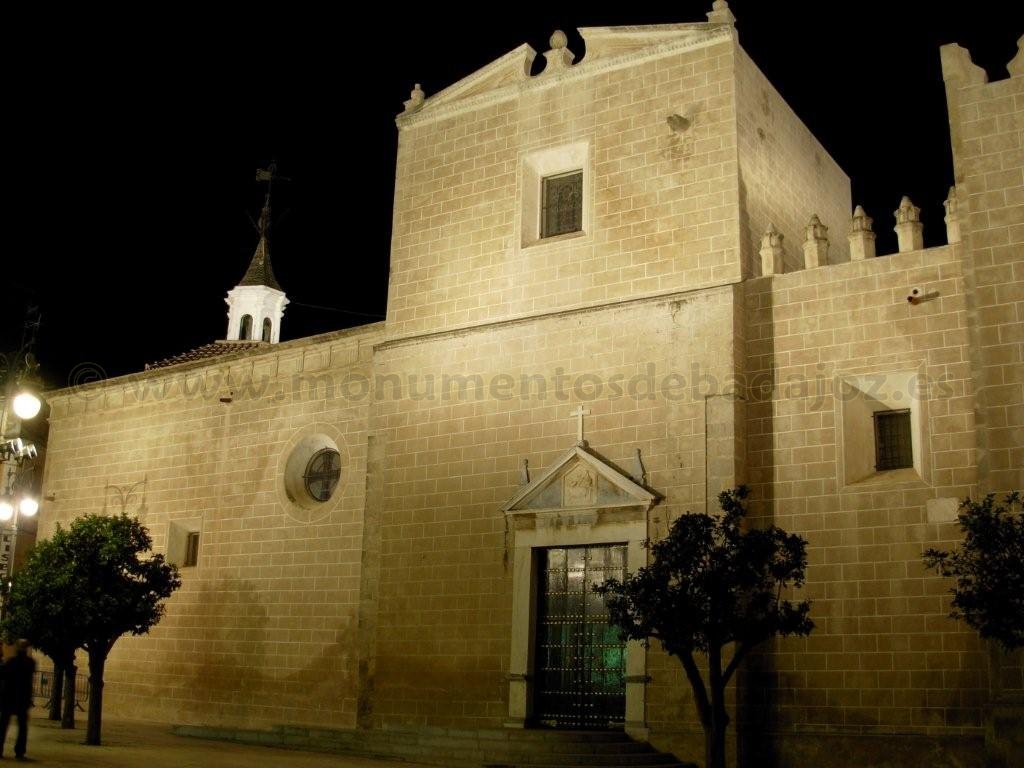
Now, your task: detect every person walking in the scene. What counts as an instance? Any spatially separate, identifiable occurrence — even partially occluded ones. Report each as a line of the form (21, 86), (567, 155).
(0, 640), (36, 761)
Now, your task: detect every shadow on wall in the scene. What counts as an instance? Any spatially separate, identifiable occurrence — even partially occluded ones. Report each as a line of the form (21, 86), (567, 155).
(738, 232), (781, 765)
(183, 577), (358, 726)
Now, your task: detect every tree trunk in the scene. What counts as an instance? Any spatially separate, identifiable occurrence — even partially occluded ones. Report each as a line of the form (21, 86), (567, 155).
(62, 661), (77, 729)
(48, 664), (64, 721)
(706, 713), (728, 768)
(706, 644), (730, 768)
(86, 650), (106, 746)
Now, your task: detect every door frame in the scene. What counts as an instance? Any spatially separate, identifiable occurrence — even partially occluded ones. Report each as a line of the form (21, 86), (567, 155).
(505, 510), (649, 738)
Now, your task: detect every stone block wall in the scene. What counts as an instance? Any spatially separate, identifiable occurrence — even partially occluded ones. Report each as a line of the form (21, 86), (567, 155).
(942, 43), (1024, 495)
(386, 39), (742, 339)
(742, 245), (987, 764)
(735, 47), (852, 277)
(39, 325), (382, 728)
(365, 286), (743, 736)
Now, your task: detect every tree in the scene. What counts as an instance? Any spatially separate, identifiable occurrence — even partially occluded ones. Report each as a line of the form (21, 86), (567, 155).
(2, 537), (84, 729)
(924, 491), (1023, 650)
(6, 514), (180, 745)
(594, 487), (814, 768)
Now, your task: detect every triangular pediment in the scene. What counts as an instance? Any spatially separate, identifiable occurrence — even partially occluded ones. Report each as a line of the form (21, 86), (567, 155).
(502, 444), (655, 514)
(399, 22), (732, 126)
(414, 44), (536, 114)
(577, 24), (719, 63)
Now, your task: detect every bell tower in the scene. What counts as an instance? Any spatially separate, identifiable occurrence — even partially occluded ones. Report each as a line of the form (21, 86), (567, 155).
(225, 164), (288, 343)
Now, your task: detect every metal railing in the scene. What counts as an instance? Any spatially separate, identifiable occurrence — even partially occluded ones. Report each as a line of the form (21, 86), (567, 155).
(34, 668), (89, 711)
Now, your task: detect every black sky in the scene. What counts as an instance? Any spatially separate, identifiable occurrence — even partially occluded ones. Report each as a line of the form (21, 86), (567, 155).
(4, 2), (1023, 388)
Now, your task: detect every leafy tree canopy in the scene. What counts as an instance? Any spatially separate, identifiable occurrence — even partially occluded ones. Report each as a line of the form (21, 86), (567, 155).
(925, 491), (1023, 650)
(51, 513), (181, 655)
(1, 513), (180, 745)
(2, 536), (84, 661)
(595, 487), (814, 768)
(596, 487), (813, 661)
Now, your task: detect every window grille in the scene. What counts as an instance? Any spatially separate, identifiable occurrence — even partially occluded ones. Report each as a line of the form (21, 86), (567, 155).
(183, 531), (200, 567)
(541, 171), (583, 238)
(304, 449), (341, 502)
(874, 410), (913, 471)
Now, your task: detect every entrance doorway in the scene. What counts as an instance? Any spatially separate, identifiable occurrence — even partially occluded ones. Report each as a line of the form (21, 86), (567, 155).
(534, 544), (627, 728)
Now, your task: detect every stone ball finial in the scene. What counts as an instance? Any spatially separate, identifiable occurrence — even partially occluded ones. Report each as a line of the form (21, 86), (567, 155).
(707, 0), (736, 25)
(402, 83), (426, 114)
(550, 30), (568, 50)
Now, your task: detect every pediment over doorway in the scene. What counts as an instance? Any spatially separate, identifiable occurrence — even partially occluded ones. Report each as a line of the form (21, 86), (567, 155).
(502, 443), (656, 516)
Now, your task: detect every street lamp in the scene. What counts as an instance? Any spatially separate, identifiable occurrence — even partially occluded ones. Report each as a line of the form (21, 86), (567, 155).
(11, 392), (41, 421)
(0, 496), (37, 521)
(0, 308), (45, 586)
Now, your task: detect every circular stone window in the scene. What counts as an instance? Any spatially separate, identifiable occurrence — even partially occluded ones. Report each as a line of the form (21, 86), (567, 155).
(283, 433), (344, 511)
(304, 448), (341, 502)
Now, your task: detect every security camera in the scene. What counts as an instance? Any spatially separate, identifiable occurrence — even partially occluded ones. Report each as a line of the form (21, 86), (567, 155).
(907, 287), (924, 305)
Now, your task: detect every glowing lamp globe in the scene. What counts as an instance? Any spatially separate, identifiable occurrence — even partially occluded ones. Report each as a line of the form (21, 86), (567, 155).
(19, 497), (38, 517)
(0, 501), (13, 522)
(12, 392), (41, 420)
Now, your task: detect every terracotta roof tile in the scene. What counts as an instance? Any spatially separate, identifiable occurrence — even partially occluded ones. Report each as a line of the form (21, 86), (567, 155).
(145, 341), (265, 370)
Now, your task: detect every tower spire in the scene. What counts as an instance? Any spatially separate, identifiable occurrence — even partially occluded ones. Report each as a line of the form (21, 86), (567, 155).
(239, 162), (286, 290)
(224, 162), (290, 343)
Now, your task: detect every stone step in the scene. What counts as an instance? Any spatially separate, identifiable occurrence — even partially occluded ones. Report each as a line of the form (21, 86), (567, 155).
(174, 724), (696, 768)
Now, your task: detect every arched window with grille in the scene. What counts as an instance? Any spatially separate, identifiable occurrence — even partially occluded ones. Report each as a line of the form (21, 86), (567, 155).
(262, 317), (272, 342)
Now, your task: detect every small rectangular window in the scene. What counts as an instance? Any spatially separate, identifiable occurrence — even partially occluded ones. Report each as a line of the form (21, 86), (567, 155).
(874, 410), (913, 471)
(541, 170), (583, 239)
(183, 531), (200, 568)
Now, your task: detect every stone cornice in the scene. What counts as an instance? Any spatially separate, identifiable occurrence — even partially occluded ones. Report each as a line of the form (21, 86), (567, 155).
(376, 282), (738, 354)
(46, 322), (386, 403)
(396, 24), (735, 130)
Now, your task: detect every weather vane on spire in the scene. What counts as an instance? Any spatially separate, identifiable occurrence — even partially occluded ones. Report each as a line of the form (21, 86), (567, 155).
(253, 161), (291, 238)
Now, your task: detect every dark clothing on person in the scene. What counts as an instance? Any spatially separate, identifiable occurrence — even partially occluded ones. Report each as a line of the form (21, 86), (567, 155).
(0, 710), (27, 759)
(0, 650), (35, 759)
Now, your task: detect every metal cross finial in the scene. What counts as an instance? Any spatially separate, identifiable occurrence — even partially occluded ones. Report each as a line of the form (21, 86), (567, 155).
(570, 405), (591, 444)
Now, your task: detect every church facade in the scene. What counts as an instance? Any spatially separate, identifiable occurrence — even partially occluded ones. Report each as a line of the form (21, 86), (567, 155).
(38, 5), (1023, 767)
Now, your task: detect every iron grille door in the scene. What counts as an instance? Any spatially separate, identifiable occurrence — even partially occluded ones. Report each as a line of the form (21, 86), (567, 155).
(535, 544), (627, 728)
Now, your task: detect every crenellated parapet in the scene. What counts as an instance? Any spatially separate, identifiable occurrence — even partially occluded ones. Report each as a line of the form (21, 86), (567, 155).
(1009, 34), (1024, 77)
(802, 215), (830, 269)
(848, 206), (876, 261)
(943, 186), (961, 245)
(759, 223), (785, 277)
(894, 196), (924, 253)
(754, 189), (967, 277)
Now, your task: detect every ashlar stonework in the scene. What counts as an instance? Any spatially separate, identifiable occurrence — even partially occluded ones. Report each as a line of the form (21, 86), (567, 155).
(38, 7), (1023, 768)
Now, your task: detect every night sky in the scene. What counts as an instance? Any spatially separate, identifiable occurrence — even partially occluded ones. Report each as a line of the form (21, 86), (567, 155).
(4, 2), (1023, 389)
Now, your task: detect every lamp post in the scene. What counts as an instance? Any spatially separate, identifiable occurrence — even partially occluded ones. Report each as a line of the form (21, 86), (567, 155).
(0, 307), (45, 587)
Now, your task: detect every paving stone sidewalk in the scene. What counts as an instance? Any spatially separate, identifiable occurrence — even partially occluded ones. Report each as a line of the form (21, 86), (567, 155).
(10, 718), (431, 768)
